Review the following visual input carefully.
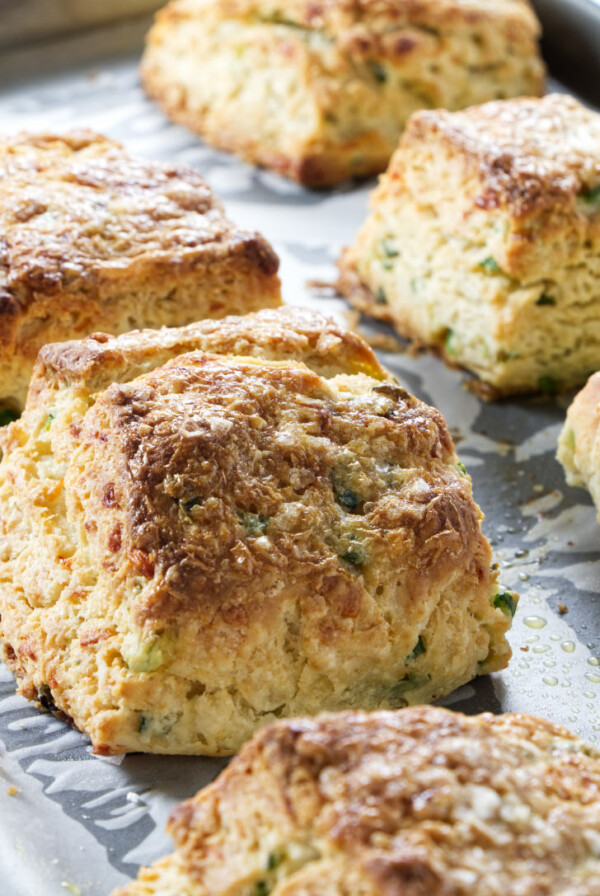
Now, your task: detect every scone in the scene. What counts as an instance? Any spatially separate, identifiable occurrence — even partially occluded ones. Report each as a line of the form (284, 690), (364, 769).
(113, 706), (600, 896)
(338, 94), (600, 397)
(0, 130), (281, 410)
(558, 371), (600, 519)
(0, 308), (515, 756)
(141, 0), (544, 188)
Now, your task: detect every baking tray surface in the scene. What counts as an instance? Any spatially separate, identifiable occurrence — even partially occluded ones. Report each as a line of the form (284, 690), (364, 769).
(0, 25), (599, 896)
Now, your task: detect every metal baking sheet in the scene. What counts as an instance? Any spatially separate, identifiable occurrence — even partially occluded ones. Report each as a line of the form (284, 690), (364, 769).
(1, 14), (600, 896)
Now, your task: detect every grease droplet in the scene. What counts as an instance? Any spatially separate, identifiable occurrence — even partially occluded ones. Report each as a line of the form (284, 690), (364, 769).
(523, 616), (547, 630)
(585, 673), (600, 684)
(532, 644), (549, 654)
(543, 676), (558, 686)
(561, 641), (576, 654)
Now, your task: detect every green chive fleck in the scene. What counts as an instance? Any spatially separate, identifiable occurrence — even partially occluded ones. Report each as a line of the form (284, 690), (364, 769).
(138, 715), (149, 733)
(538, 375), (558, 395)
(381, 239), (399, 258)
(43, 412), (56, 431)
(335, 488), (360, 510)
(407, 635), (426, 661)
(371, 61), (387, 83)
(341, 544), (367, 567)
(375, 286), (388, 305)
(478, 256), (502, 274)
(238, 511), (269, 535)
(536, 293), (555, 306)
(255, 881), (270, 896)
(444, 328), (455, 355)
(493, 591), (518, 617)
(580, 184), (600, 204)
(456, 460), (467, 476)
(267, 853), (282, 871)
(0, 408), (19, 427)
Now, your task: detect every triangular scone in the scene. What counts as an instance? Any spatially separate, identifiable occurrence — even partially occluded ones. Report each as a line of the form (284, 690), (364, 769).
(0, 308), (513, 755)
(338, 94), (600, 397)
(0, 131), (280, 409)
(141, 0), (544, 187)
(114, 707), (600, 896)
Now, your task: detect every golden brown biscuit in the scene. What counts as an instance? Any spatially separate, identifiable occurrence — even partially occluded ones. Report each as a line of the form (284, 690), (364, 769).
(338, 94), (600, 397)
(113, 705), (600, 896)
(141, 0), (544, 187)
(558, 372), (600, 518)
(0, 130), (281, 409)
(0, 308), (514, 755)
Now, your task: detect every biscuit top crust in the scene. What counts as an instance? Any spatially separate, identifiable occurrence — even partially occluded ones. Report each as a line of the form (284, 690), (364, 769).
(182, 0), (539, 31)
(73, 349), (459, 628)
(165, 0), (540, 50)
(404, 94), (600, 219)
(0, 130), (277, 301)
(33, 307), (386, 392)
(169, 706), (600, 893)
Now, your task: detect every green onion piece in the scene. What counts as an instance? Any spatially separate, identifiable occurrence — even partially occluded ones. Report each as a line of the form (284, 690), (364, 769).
(335, 488), (360, 510)
(493, 591), (518, 617)
(407, 635), (426, 661)
(0, 408), (19, 427)
(375, 287), (388, 305)
(478, 256), (502, 274)
(444, 328), (455, 355)
(255, 882), (270, 896)
(341, 544), (367, 567)
(536, 293), (555, 306)
(238, 511), (269, 535)
(267, 853), (282, 871)
(138, 715), (149, 733)
(43, 412), (56, 431)
(538, 375), (558, 395)
(381, 239), (399, 258)
(456, 461), (467, 476)
(371, 61), (387, 83)
(580, 184), (600, 204)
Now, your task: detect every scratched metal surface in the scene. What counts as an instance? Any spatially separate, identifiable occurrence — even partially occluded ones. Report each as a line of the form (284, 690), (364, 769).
(0, 18), (599, 896)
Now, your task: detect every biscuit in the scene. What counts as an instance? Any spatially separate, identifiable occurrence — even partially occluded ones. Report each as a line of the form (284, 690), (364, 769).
(113, 705), (600, 896)
(0, 308), (514, 756)
(0, 130), (281, 409)
(558, 372), (600, 519)
(141, 0), (544, 188)
(338, 94), (600, 397)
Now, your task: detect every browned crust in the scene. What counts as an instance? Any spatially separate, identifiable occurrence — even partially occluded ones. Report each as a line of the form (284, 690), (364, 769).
(0, 129), (281, 402)
(402, 95), (600, 222)
(34, 307), (387, 391)
(124, 706), (600, 896)
(72, 351), (464, 629)
(159, 0), (542, 49)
